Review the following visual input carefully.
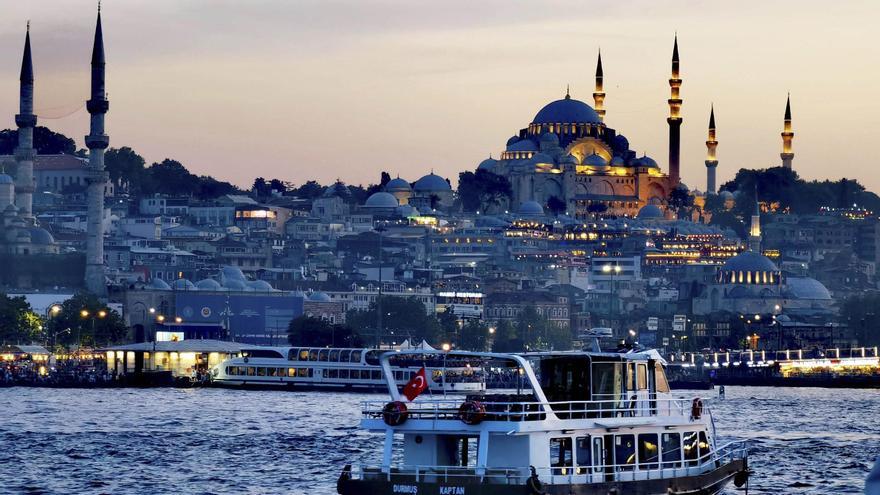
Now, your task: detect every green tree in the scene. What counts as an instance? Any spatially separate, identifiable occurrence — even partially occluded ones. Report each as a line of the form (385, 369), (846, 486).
(0, 126), (76, 155)
(0, 293), (42, 345)
(668, 185), (694, 219)
(457, 170), (512, 213)
(252, 177), (271, 198)
(293, 180), (326, 200)
(586, 203), (608, 217)
(546, 196), (566, 216)
(457, 320), (490, 352)
(287, 316), (363, 347)
(346, 296), (442, 346)
(490, 321), (523, 353)
(105, 147), (147, 193)
(45, 294), (127, 349)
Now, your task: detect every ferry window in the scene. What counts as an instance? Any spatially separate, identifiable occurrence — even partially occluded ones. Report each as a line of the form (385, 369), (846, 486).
(626, 363), (635, 391)
(637, 364), (648, 390)
(683, 431), (699, 465)
(225, 367), (231, 375)
(328, 369), (339, 379)
(299, 349), (309, 361)
(309, 350), (319, 361)
(371, 370), (382, 380)
(365, 351), (380, 365)
(661, 433), (682, 468)
(329, 350), (340, 362)
(614, 434), (636, 471)
(654, 362), (670, 393)
(339, 369), (349, 379)
(257, 367), (267, 377)
(351, 350), (362, 363)
(340, 350), (351, 362)
(638, 433), (659, 469)
(698, 431), (710, 460)
(246, 367), (256, 376)
(298, 368), (309, 377)
(307, 368), (314, 378)
(319, 349), (329, 361)
(288, 349), (299, 361)
(288, 368), (296, 377)
(550, 437), (573, 475)
(591, 362), (623, 407)
(575, 436), (591, 472)
(269, 368), (279, 377)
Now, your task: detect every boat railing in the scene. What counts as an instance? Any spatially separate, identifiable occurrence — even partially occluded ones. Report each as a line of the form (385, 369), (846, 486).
(362, 396), (706, 422)
(348, 440), (748, 484)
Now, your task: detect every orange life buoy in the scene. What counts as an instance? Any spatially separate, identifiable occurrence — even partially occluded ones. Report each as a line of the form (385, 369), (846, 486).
(691, 397), (703, 420)
(383, 401), (409, 426)
(458, 400), (487, 425)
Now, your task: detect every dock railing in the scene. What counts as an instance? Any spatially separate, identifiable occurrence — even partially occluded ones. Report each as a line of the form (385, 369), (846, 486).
(347, 440), (748, 484)
(363, 395), (706, 422)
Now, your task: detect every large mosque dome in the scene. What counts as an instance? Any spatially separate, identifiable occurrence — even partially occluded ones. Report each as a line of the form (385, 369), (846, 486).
(414, 173), (451, 192)
(532, 96), (602, 125)
(718, 251), (780, 285)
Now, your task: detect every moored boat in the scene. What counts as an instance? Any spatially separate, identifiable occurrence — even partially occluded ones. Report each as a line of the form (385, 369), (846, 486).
(337, 349), (750, 494)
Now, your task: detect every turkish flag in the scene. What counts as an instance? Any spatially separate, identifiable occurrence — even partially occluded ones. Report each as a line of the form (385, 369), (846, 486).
(402, 366), (428, 401)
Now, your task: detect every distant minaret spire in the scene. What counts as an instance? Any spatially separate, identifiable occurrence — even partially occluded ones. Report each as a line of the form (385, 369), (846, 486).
(14, 21), (37, 221)
(667, 34), (682, 186)
(85, 7), (110, 296)
(749, 188), (762, 252)
(705, 104), (718, 194)
(593, 49), (606, 122)
(781, 94), (794, 169)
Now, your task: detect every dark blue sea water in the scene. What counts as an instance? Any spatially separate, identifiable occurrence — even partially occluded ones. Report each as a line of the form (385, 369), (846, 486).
(0, 386), (876, 494)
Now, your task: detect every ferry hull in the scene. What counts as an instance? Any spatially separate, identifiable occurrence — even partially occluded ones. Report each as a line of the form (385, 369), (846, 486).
(338, 459), (747, 495)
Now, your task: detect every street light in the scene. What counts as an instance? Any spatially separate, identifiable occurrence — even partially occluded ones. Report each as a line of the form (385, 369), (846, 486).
(601, 263), (622, 327)
(175, 316), (183, 324)
(51, 305), (62, 315)
(156, 315), (166, 323)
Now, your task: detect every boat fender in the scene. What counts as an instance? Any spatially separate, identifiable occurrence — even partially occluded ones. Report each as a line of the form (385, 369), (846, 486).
(458, 400), (486, 425)
(527, 466), (543, 495)
(382, 401), (409, 426)
(336, 464), (352, 493)
(690, 397), (703, 420)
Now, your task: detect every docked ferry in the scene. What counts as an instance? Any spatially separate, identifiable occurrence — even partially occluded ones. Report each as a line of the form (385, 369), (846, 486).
(337, 349), (750, 494)
(211, 345), (485, 393)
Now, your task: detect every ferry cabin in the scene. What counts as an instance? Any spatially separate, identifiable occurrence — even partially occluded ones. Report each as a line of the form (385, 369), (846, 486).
(212, 347), (485, 392)
(341, 350), (748, 494)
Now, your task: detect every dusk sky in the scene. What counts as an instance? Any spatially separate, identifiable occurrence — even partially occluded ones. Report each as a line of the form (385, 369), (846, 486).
(1, 0), (877, 192)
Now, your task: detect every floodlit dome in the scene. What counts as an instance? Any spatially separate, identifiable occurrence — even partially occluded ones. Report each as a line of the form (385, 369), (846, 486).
(413, 173), (451, 192)
(506, 139), (537, 152)
(610, 156), (625, 166)
(636, 204), (664, 219)
(721, 251), (778, 273)
(170, 278), (196, 291)
(364, 192), (399, 208)
(518, 200), (545, 216)
(384, 177), (411, 192)
(149, 278), (172, 290)
(195, 279), (222, 290)
(561, 154), (579, 165)
(309, 291), (332, 302)
(248, 280), (275, 291)
(584, 153), (608, 167)
(533, 97), (602, 125)
(27, 227), (54, 245)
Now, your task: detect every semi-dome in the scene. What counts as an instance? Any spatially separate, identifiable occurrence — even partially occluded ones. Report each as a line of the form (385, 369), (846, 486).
(149, 278), (172, 290)
(610, 156), (625, 166)
(506, 136), (520, 146)
(364, 191), (399, 208)
(0, 174), (13, 185)
(477, 157), (498, 170)
(561, 154), (579, 165)
(636, 204), (664, 219)
(721, 251), (779, 273)
(170, 278), (196, 291)
(413, 173), (451, 192)
(533, 96), (602, 125)
(27, 227), (54, 245)
(506, 139), (537, 152)
(539, 132), (559, 147)
(612, 135), (630, 154)
(531, 152), (554, 165)
(309, 291), (332, 302)
(384, 177), (411, 192)
(584, 153), (608, 167)
(518, 200), (545, 216)
(195, 279), (222, 290)
(785, 277), (832, 300)
(248, 280), (275, 291)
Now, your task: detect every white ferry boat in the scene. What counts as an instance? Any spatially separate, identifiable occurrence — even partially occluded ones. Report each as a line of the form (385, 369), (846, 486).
(337, 349), (750, 494)
(211, 346), (486, 393)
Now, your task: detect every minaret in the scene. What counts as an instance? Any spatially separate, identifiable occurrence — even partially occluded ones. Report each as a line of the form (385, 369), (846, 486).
(705, 105), (718, 194)
(667, 34), (682, 186)
(780, 94), (794, 169)
(749, 192), (762, 252)
(593, 50), (605, 122)
(14, 22), (37, 221)
(85, 8), (110, 295)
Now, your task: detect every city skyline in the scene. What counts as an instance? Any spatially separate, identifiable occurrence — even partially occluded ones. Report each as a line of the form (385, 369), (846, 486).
(0, 1), (877, 193)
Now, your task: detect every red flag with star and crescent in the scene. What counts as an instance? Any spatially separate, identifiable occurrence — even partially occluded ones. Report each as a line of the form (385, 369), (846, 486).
(402, 366), (428, 401)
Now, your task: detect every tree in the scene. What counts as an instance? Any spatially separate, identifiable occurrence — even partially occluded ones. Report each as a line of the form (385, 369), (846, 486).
(252, 177), (271, 198)
(0, 293), (42, 345)
(668, 185), (694, 219)
(0, 126), (76, 155)
(457, 320), (490, 352)
(346, 296), (443, 345)
(546, 196), (567, 216)
(45, 293), (127, 349)
(490, 321), (523, 353)
(457, 170), (512, 213)
(105, 147), (147, 193)
(839, 292), (880, 346)
(287, 316), (363, 347)
(292, 180), (325, 200)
